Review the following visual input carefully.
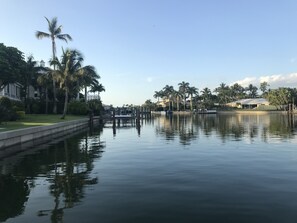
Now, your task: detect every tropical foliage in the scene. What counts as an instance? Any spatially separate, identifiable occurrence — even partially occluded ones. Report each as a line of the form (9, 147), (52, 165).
(0, 43), (25, 91)
(0, 17), (104, 119)
(150, 81), (296, 111)
(36, 17), (72, 114)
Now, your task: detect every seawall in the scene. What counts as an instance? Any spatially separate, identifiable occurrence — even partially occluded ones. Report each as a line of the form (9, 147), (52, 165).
(0, 117), (100, 153)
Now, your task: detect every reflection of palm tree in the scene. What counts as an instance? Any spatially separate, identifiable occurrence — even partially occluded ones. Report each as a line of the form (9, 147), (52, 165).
(36, 17), (72, 114)
(43, 128), (104, 222)
(0, 175), (30, 222)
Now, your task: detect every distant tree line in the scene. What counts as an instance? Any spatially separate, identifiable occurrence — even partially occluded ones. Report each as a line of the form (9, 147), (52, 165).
(142, 81), (297, 111)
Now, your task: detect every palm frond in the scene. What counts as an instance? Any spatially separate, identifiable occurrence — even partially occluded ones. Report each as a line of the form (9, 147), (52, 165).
(35, 31), (50, 39)
(57, 34), (72, 42)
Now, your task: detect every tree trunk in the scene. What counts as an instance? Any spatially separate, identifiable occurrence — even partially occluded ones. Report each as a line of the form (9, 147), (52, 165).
(76, 81), (80, 101)
(45, 87), (48, 114)
(52, 38), (57, 114)
(84, 87), (87, 103)
(52, 79), (57, 114)
(61, 87), (68, 119)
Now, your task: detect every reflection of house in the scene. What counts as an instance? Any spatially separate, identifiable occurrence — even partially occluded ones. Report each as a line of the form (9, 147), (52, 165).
(227, 98), (269, 109)
(0, 83), (22, 101)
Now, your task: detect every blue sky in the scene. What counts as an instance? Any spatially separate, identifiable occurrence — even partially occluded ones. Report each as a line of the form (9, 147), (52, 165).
(1, 0), (297, 106)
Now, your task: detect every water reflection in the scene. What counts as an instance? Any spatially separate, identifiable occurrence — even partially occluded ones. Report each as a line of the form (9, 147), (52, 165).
(0, 175), (29, 222)
(0, 125), (105, 223)
(154, 113), (297, 144)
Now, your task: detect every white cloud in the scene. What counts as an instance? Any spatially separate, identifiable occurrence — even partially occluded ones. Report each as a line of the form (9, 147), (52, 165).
(290, 58), (297, 63)
(231, 72), (297, 88)
(146, 77), (153, 83)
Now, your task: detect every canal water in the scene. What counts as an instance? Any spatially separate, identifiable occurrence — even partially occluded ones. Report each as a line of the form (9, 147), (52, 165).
(1, 113), (297, 223)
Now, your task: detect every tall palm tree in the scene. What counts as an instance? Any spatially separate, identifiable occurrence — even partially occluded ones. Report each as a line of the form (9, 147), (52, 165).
(214, 82), (231, 105)
(153, 90), (164, 102)
(187, 86), (198, 111)
(230, 83), (245, 100)
(37, 67), (52, 114)
(200, 87), (213, 109)
(163, 85), (175, 110)
(173, 90), (182, 111)
(178, 81), (190, 110)
(53, 49), (83, 119)
(23, 56), (39, 112)
(36, 17), (72, 114)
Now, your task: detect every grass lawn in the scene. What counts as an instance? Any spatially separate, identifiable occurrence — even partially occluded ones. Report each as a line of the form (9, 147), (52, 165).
(0, 114), (88, 132)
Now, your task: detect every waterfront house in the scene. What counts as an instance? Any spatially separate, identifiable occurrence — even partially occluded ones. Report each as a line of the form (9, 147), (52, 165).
(226, 98), (270, 109)
(0, 82), (22, 101)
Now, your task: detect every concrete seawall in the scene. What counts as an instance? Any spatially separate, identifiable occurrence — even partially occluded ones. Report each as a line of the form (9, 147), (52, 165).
(0, 117), (100, 151)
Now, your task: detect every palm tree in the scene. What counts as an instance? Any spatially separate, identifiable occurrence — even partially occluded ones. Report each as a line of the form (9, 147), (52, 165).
(230, 83), (246, 100)
(162, 85), (175, 111)
(90, 83), (105, 99)
(246, 84), (258, 98)
(22, 55), (39, 112)
(187, 86), (198, 111)
(214, 82), (231, 105)
(178, 81), (190, 110)
(260, 81), (269, 96)
(36, 17), (72, 114)
(153, 90), (164, 102)
(76, 65), (100, 102)
(173, 90), (182, 111)
(200, 87), (213, 109)
(37, 67), (52, 114)
(52, 49), (83, 119)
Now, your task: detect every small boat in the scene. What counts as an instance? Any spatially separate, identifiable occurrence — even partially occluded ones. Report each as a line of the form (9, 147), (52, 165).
(114, 114), (133, 118)
(194, 109), (217, 114)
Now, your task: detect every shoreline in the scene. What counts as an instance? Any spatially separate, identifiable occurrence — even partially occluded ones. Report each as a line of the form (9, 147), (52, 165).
(152, 110), (296, 115)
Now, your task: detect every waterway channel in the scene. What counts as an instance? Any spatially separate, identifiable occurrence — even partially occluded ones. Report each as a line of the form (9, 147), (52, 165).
(1, 113), (297, 223)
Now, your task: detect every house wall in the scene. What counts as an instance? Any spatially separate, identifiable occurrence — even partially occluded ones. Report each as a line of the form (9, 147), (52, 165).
(0, 83), (21, 101)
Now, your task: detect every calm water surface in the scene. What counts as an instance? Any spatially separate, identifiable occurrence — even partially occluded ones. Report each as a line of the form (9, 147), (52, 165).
(1, 113), (297, 223)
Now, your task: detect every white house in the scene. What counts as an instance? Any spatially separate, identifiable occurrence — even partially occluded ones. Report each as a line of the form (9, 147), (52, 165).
(0, 83), (22, 101)
(226, 98), (270, 109)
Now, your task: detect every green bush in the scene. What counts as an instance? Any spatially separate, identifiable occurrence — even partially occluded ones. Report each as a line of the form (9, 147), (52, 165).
(0, 105), (9, 124)
(0, 97), (12, 109)
(68, 101), (88, 115)
(11, 100), (25, 111)
(32, 103), (40, 114)
(0, 97), (18, 121)
(16, 111), (26, 119)
(88, 99), (103, 116)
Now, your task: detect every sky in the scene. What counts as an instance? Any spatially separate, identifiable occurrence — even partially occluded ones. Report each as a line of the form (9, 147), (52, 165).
(1, 0), (297, 106)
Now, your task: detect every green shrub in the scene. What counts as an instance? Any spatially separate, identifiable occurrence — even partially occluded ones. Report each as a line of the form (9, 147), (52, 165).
(0, 97), (18, 121)
(88, 99), (103, 116)
(68, 101), (88, 115)
(11, 100), (25, 111)
(0, 97), (12, 109)
(16, 111), (26, 119)
(0, 105), (9, 124)
(32, 103), (40, 114)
